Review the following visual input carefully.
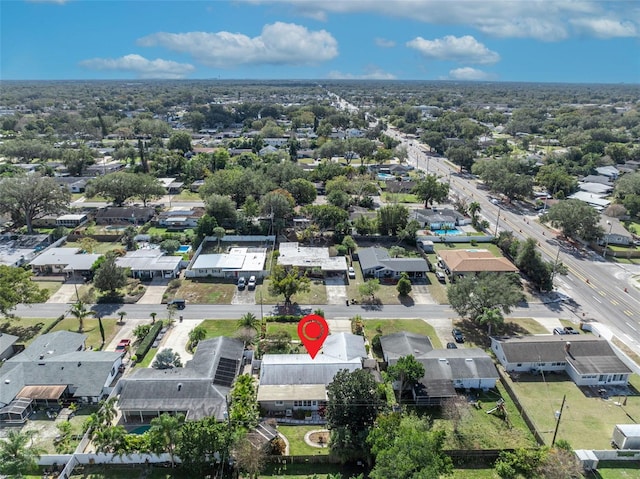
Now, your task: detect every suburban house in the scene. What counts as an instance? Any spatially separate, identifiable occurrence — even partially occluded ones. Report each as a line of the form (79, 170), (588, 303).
(438, 249), (518, 280)
(0, 234), (50, 267)
(0, 331), (122, 424)
(414, 208), (470, 231)
(257, 332), (367, 415)
(277, 242), (348, 278)
(158, 177), (184, 194)
(491, 335), (632, 386)
(116, 248), (183, 279)
(381, 332), (499, 405)
(386, 180), (416, 194)
(117, 337), (244, 422)
(567, 191), (611, 211)
(187, 247), (268, 279)
(56, 213), (89, 228)
(599, 217), (633, 247)
(357, 246), (430, 279)
(156, 207), (205, 230)
(56, 177), (90, 193)
(29, 247), (102, 276)
(0, 332), (19, 361)
(94, 206), (155, 226)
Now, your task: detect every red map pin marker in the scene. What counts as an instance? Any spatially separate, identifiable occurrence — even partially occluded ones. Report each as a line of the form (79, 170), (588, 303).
(298, 314), (329, 359)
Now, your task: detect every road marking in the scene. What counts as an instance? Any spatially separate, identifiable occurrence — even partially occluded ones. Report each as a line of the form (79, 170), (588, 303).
(627, 322), (637, 332)
(611, 300), (619, 306)
(592, 296), (602, 303)
(625, 333), (635, 343)
(625, 310), (633, 317)
(599, 290), (606, 297)
(566, 276), (574, 282)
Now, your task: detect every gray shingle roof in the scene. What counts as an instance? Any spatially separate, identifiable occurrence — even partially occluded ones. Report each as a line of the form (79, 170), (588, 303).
(322, 333), (366, 361)
(420, 349), (499, 382)
(381, 332), (433, 361)
(358, 247), (429, 273)
(259, 354), (361, 386)
(0, 332), (19, 356)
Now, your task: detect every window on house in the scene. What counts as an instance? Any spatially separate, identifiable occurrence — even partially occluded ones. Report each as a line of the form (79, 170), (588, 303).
(275, 401), (284, 406)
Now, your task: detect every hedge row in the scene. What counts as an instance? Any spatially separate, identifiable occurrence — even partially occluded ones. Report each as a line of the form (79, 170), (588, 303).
(41, 314), (66, 335)
(265, 315), (302, 323)
(134, 321), (163, 359)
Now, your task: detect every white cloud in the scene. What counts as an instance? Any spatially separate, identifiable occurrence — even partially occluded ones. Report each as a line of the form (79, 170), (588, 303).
(571, 18), (637, 38)
(375, 37), (396, 48)
(448, 67), (495, 81)
(79, 54), (195, 79)
(327, 67), (396, 80)
(247, 0), (638, 41)
(407, 35), (500, 64)
(138, 22), (338, 68)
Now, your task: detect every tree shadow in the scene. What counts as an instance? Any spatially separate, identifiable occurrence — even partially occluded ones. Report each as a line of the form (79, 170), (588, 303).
(399, 295), (415, 307)
(0, 320), (45, 341)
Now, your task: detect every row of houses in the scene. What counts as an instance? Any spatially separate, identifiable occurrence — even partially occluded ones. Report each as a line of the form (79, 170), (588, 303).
(1, 328), (631, 425)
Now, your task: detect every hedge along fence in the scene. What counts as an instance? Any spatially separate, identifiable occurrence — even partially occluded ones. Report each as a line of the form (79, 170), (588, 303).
(266, 315), (303, 323)
(134, 321), (163, 360)
(41, 314), (67, 335)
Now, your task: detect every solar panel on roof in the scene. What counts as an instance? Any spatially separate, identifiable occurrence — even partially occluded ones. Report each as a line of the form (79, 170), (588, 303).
(214, 357), (238, 387)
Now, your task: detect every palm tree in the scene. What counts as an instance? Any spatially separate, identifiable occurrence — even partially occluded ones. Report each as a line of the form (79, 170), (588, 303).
(237, 312), (260, 331)
(117, 310), (127, 324)
(150, 312), (157, 324)
(97, 397), (118, 426)
(149, 413), (185, 468)
(469, 201), (481, 227)
(0, 430), (42, 478)
(67, 300), (96, 333)
(213, 226), (226, 252)
(188, 325), (207, 348)
(93, 425), (127, 454)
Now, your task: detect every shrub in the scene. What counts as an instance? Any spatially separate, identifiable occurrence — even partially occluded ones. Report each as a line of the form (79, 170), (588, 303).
(134, 321), (163, 359)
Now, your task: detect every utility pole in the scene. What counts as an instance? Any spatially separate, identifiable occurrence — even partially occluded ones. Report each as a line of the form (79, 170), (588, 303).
(550, 246), (561, 285)
(551, 394), (566, 446)
(494, 205), (501, 237)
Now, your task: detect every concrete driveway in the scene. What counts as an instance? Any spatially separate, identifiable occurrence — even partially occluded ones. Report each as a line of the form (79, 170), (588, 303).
(325, 277), (347, 305)
(232, 286), (255, 305)
(410, 283), (435, 305)
(46, 279), (82, 304)
(149, 318), (204, 364)
(137, 278), (170, 304)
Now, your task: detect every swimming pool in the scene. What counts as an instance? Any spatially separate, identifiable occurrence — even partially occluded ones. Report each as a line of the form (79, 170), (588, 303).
(129, 425), (151, 435)
(177, 245), (192, 254)
(431, 228), (463, 235)
(378, 173), (395, 180)
(104, 225), (127, 232)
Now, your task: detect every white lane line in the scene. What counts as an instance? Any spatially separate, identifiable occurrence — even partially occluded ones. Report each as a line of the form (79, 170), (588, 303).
(627, 322), (637, 332)
(592, 296), (602, 303)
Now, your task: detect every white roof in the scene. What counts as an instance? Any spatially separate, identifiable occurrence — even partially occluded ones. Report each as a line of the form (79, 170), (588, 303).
(191, 248), (266, 272)
(57, 214), (87, 221)
(257, 384), (327, 402)
(567, 191), (611, 207)
(29, 247), (81, 266)
(116, 252), (181, 271)
(278, 242), (348, 271)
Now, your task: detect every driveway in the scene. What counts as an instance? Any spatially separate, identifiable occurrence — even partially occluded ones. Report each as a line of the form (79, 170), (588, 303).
(46, 279), (82, 304)
(137, 278), (170, 304)
(410, 283), (435, 305)
(149, 318), (204, 364)
(232, 286), (255, 305)
(325, 277), (347, 305)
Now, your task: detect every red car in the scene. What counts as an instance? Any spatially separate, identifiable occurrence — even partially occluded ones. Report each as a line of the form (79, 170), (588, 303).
(115, 339), (131, 352)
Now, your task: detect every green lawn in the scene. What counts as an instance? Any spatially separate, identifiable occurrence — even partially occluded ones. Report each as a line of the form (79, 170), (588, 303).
(594, 461), (640, 479)
(50, 317), (119, 350)
(0, 317), (57, 344)
(171, 278), (236, 304)
(257, 278), (327, 305)
(503, 371), (640, 449)
(381, 192), (420, 203)
(31, 280), (64, 295)
(364, 318), (442, 348)
(65, 241), (124, 254)
(136, 346), (159, 368)
(277, 425), (330, 456)
(198, 319), (245, 338)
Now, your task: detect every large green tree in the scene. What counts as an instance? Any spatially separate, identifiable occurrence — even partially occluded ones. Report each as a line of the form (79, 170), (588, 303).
(473, 157), (535, 200)
(135, 174), (165, 206)
(0, 174), (71, 233)
(85, 172), (141, 206)
(268, 265), (310, 306)
(286, 177), (317, 205)
(0, 430), (42, 478)
(326, 368), (384, 461)
(368, 412), (453, 479)
(0, 265), (49, 317)
(542, 199), (603, 241)
(148, 413), (185, 468)
(377, 204), (409, 236)
(411, 174), (450, 208)
(229, 374), (260, 429)
(176, 416), (231, 477)
(203, 194), (238, 228)
(93, 252), (127, 295)
(386, 355), (425, 403)
(167, 131), (192, 153)
(447, 272), (524, 322)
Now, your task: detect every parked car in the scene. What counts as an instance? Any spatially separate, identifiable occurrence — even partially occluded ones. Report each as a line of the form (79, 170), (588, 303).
(435, 271), (446, 283)
(247, 275), (256, 290)
(348, 266), (356, 279)
(167, 299), (186, 309)
(446, 342), (458, 349)
(237, 276), (246, 290)
(115, 339), (131, 352)
(452, 328), (465, 343)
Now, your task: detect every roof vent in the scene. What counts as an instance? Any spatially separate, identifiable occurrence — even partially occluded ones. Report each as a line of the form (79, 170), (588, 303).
(77, 362), (82, 367)
(4, 379), (9, 384)
(177, 383), (183, 391)
(565, 342), (571, 353)
(39, 354), (44, 360)
(466, 358), (474, 362)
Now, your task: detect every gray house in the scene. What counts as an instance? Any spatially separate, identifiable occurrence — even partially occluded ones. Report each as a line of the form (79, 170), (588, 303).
(118, 336), (244, 422)
(0, 332), (19, 361)
(358, 247), (430, 279)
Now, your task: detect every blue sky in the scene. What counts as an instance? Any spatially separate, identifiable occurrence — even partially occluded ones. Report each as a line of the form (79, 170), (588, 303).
(1, 0), (639, 83)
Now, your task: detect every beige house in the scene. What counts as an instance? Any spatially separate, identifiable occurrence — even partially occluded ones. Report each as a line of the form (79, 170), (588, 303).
(439, 249), (518, 281)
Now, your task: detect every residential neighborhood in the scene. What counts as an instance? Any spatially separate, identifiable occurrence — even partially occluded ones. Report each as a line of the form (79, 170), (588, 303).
(0, 77), (639, 479)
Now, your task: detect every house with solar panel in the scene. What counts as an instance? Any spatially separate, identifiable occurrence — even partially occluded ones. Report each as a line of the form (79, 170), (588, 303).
(117, 336), (244, 422)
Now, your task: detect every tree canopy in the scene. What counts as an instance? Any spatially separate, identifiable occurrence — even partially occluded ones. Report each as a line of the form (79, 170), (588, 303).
(268, 265), (310, 305)
(0, 265), (49, 317)
(542, 199), (602, 241)
(411, 174), (450, 208)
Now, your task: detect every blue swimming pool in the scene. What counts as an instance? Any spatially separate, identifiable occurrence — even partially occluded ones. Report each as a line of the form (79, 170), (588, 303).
(177, 245), (192, 253)
(130, 425), (151, 435)
(431, 228), (463, 235)
(378, 173), (395, 180)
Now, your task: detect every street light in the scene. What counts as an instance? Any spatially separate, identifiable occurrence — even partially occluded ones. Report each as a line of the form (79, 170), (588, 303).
(494, 204), (502, 237)
(602, 221), (613, 258)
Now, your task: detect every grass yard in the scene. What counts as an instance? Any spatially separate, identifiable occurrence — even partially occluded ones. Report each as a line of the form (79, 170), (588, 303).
(364, 318), (442, 348)
(593, 461), (640, 479)
(381, 192), (420, 203)
(136, 346), (159, 368)
(197, 319), (245, 338)
(31, 279), (64, 295)
(277, 425), (330, 456)
(172, 190), (201, 201)
(257, 279), (327, 305)
(259, 462), (362, 478)
(426, 271), (449, 304)
(430, 383), (537, 450)
(171, 278), (236, 304)
(452, 317), (549, 349)
(65, 241), (124, 254)
(503, 370), (640, 449)
(0, 317), (57, 344)
(50, 317), (119, 350)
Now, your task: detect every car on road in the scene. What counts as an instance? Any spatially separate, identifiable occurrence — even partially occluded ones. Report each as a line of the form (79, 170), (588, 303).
(115, 339), (131, 353)
(237, 276), (246, 290)
(167, 299), (186, 309)
(247, 275), (256, 290)
(452, 328), (465, 343)
(446, 342), (458, 349)
(435, 271), (446, 283)
(348, 266), (356, 279)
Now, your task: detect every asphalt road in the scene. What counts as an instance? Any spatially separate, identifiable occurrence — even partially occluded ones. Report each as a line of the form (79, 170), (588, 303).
(387, 127), (640, 350)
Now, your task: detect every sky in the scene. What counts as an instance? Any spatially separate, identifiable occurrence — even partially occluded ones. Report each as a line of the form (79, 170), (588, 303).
(1, 0), (639, 83)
